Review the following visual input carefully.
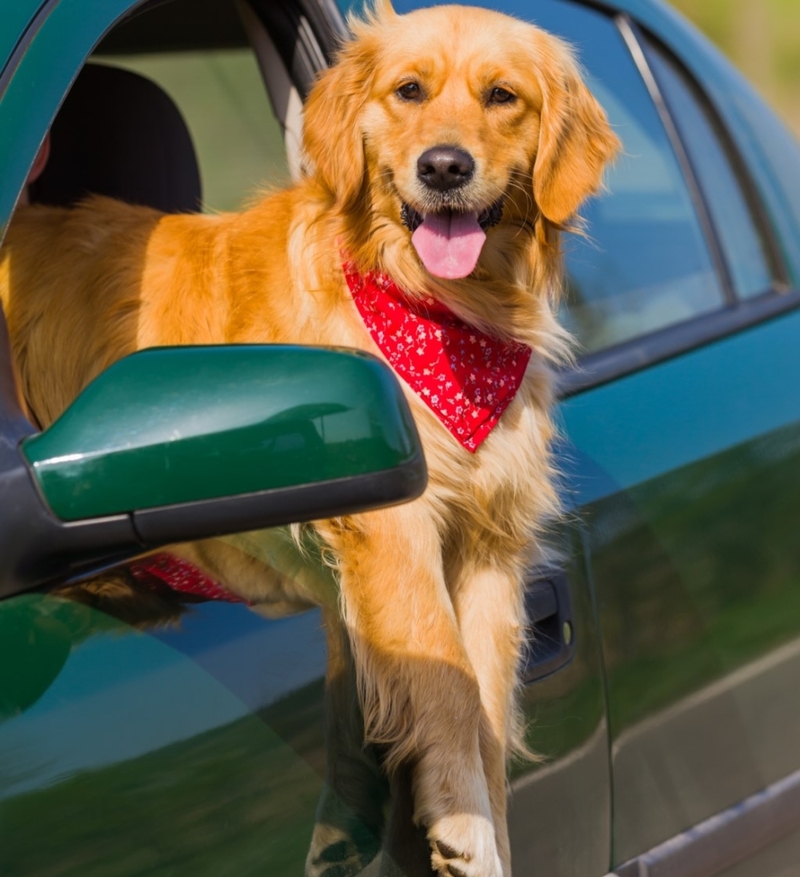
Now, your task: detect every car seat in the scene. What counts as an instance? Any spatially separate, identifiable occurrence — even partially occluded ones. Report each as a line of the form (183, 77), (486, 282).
(29, 62), (202, 213)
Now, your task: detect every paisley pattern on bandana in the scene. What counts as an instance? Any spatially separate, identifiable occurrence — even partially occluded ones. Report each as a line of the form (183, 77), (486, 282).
(129, 552), (247, 603)
(343, 263), (531, 452)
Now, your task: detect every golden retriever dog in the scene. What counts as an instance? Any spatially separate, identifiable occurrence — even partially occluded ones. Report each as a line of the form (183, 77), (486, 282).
(1, 3), (619, 874)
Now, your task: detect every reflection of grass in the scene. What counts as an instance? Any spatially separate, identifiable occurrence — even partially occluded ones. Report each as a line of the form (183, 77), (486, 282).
(591, 425), (800, 737)
(708, 582), (800, 664)
(0, 681), (326, 876)
(604, 581), (800, 735)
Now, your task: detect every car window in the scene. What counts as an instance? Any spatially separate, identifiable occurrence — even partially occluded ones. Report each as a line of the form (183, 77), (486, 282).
(644, 39), (777, 302)
(92, 47), (289, 213)
(488, 0), (730, 354)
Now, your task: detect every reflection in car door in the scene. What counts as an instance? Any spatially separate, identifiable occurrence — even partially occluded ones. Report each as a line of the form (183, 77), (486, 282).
(552, 6), (800, 873)
(565, 314), (800, 869)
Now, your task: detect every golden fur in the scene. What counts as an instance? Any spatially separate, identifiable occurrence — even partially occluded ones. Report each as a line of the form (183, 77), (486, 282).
(0, 4), (619, 875)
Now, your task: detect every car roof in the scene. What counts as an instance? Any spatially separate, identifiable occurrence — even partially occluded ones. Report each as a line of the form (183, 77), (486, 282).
(96, 0), (250, 55)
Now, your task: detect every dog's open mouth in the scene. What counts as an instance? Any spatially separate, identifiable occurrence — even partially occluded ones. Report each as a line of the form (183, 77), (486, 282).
(401, 200), (504, 280)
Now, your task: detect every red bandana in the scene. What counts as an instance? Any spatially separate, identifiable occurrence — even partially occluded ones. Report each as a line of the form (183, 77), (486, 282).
(129, 552), (246, 603)
(344, 263), (531, 452)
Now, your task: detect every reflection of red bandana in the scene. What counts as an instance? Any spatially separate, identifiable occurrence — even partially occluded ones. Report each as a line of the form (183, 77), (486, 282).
(344, 263), (531, 452)
(129, 552), (246, 603)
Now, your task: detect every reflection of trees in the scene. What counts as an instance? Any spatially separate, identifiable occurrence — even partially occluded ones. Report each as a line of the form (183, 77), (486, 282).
(0, 587), (191, 724)
(671, 0), (800, 135)
(0, 596), (71, 721)
(261, 402), (345, 451)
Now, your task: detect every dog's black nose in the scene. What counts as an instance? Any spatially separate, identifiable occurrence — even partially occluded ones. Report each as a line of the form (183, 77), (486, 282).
(417, 146), (475, 191)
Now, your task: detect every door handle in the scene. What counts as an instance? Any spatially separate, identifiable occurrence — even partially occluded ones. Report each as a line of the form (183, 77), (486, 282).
(522, 568), (575, 683)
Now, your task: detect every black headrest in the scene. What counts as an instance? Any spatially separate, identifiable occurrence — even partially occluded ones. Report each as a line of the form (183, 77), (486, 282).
(30, 63), (202, 214)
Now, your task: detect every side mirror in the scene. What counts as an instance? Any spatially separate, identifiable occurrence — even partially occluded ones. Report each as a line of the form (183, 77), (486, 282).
(1, 345), (426, 595)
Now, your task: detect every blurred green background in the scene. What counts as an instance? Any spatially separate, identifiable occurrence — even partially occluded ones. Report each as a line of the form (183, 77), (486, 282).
(671, 0), (800, 136)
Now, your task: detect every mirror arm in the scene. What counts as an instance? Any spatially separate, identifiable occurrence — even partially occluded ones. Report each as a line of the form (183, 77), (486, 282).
(0, 458), (143, 600)
(1, 311), (140, 598)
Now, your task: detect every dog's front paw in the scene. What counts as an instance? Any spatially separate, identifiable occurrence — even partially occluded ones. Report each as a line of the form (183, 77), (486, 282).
(428, 814), (504, 877)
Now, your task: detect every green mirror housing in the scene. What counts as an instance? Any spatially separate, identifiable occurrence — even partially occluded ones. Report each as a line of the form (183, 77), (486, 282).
(21, 344), (426, 533)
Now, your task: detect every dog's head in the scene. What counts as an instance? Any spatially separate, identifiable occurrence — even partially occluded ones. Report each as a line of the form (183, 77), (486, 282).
(303, 1), (620, 282)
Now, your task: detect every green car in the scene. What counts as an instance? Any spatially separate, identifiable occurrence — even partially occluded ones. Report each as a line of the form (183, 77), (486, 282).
(1, 0), (800, 875)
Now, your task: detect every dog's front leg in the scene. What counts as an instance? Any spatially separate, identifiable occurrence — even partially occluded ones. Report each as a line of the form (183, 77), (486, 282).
(318, 504), (503, 877)
(451, 560), (530, 877)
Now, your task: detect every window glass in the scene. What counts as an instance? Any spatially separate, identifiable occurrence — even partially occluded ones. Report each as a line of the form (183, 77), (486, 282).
(99, 49), (289, 213)
(645, 40), (775, 301)
(328, 0), (736, 354)
(469, 0), (730, 353)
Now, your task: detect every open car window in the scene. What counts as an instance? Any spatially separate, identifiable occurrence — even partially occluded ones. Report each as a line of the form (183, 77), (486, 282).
(101, 48), (290, 213)
(93, 0), (291, 213)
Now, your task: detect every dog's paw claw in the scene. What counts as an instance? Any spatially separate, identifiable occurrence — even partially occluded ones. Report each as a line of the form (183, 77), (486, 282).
(428, 816), (503, 877)
(435, 841), (468, 862)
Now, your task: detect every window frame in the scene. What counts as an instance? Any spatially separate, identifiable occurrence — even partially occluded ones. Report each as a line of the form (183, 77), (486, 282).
(641, 27), (788, 297)
(561, 10), (800, 397)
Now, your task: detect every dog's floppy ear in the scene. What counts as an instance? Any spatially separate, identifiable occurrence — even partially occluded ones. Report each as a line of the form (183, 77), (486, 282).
(302, 28), (379, 209)
(532, 37), (620, 226)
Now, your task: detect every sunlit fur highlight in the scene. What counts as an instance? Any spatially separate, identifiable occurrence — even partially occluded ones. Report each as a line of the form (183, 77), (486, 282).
(0, 4), (619, 875)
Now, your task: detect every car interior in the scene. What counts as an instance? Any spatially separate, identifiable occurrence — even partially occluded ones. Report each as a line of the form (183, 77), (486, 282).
(29, 62), (203, 213)
(29, 0), (339, 217)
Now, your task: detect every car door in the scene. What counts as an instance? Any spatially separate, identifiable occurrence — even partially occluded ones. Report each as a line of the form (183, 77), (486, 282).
(536, 2), (800, 873)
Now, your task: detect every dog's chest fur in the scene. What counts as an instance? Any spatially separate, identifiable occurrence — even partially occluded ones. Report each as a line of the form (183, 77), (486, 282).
(403, 363), (555, 557)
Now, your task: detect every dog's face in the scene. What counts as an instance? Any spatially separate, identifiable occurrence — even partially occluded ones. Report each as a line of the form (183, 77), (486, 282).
(303, 3), (619, 280)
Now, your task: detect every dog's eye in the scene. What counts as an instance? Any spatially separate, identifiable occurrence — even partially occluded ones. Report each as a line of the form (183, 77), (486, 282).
(488, 87), (516, 105)
(397, 81), (423, 101)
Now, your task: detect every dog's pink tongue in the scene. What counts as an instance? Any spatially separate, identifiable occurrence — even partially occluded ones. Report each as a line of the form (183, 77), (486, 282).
(411, 211), (485, 279)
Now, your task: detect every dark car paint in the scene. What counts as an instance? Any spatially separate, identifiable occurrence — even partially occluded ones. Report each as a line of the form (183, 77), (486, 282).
(563, 307), (800, 866)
